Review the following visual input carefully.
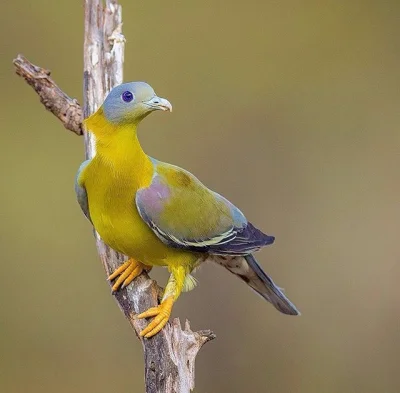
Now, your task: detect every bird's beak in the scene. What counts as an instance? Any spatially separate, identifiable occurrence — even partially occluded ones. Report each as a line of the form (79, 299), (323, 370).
(143, 96), (172, 112)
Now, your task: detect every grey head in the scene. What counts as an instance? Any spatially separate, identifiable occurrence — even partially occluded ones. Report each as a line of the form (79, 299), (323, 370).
(102, 81), (172, 124)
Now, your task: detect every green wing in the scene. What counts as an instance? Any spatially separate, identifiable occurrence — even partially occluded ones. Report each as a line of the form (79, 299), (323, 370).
(136, 161), (274, 255)
(75, 160), (92, 224)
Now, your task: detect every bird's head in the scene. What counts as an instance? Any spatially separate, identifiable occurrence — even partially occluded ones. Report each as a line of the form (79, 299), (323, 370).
(84, 81), (172, 132)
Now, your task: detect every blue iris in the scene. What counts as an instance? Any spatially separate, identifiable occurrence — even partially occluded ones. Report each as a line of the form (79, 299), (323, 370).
(122, 91), (134, 102)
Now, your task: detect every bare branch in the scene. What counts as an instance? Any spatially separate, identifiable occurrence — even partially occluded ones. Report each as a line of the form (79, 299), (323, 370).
(14, 1), (214, 391)
(83, 2), (215, 390)
(13, 54), (83, 135)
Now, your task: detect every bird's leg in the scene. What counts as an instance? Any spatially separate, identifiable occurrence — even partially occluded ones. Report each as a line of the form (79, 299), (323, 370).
(108, 258), (152, 293)
(136, 266), (186, 338)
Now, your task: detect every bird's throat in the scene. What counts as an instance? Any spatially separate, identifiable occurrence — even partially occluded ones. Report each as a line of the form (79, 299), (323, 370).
(85, 108), (153, 185)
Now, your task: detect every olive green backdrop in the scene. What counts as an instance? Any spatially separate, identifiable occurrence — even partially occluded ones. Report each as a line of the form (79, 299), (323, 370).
(1, 1), (399, 392)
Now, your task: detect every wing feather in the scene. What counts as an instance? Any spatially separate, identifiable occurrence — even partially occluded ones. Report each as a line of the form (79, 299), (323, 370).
(136, 161), (274, 256)
(75, 160), (92, 223)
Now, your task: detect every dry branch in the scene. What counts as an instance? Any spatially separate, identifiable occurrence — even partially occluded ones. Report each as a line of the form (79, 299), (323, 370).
(13, 0), (214, 392)
(13, 54), (83, 135)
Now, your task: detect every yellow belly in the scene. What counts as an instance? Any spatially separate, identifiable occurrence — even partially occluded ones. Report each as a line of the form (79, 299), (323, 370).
(84, 160), (175, 266)
(91, 199), (170, 265)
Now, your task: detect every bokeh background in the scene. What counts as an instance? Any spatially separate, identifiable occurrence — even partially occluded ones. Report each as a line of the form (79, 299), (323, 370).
(1, 1), (400, 392)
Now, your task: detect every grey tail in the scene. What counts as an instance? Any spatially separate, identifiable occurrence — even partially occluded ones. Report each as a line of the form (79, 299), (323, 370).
(244, 254), (300, 316)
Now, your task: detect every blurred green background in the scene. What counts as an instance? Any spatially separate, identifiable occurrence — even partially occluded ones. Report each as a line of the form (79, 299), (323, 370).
(1, 1), (400, 392)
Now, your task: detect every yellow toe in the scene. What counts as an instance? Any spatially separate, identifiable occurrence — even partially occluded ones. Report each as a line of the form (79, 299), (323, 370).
(108, 260), (131, 281)
(121, 267), (141, 289)
(111, 263), (135, 292)
(137, 297), (174, 338)
(109, 258), (148, 292)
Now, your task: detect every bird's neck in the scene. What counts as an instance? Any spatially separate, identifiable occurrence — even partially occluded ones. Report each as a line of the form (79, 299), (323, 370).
(85, 108), (153, 183)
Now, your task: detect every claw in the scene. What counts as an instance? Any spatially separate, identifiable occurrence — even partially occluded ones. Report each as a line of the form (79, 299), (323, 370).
(112, 263), (135, 292)
(121, 267), (141, 289)
(108, 259), (151, 292)
(108, 260), (132, 281)
(137, 297), (174, 338)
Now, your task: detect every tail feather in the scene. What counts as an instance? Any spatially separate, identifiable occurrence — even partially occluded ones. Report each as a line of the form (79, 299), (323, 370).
(215, 254), (300, 316)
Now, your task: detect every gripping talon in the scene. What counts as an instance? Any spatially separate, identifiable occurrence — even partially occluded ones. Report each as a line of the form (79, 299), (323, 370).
(137, 307), (160, 319)
(109, 258), (150, 292)
(108, 260), (131, 281)
(137, 297), (174, 338)
(121, 267), (141, 289)
(112, 263), (135, 292)
(143, 317), (169, 338)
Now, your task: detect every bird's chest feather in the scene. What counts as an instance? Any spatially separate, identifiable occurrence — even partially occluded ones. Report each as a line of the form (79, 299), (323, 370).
(83, 158), (167, 261)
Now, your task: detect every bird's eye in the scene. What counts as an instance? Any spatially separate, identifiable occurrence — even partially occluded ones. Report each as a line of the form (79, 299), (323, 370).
(122, 91), (134, 103)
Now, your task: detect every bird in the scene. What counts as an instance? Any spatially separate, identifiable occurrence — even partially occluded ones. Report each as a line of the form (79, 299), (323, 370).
(76, 81), (299, 338)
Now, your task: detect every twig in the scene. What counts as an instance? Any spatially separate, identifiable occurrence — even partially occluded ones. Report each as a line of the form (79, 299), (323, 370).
(13, 1), (215, 392)
(13, 54), (83, 135)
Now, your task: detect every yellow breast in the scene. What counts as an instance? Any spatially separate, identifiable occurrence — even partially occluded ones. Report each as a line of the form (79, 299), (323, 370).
(84, 156), (173, 265)
(80, 113), (175, 265)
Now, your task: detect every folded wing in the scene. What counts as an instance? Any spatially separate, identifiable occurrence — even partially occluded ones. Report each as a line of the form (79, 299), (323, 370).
(75, 160), (92, 223)
(136, 161), (274, 256)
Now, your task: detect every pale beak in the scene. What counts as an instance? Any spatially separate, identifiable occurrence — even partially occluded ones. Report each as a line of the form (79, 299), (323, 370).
(144, 96), (172, 112)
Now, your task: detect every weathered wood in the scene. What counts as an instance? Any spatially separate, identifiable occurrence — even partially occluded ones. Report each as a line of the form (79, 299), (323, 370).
(83, 1), (216, 391)
(13, 54), (83, 135)
(14, 1), (214, 392)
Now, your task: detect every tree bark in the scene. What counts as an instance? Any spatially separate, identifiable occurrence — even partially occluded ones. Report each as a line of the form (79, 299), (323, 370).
(13, 1), (214, 392)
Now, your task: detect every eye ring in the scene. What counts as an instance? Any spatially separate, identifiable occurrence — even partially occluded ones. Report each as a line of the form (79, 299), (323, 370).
(122, 91), (134, 103)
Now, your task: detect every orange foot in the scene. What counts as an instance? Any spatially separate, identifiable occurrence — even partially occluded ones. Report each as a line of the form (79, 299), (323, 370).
(136, 297), (174, 338)
(108, 258), (152, 293)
